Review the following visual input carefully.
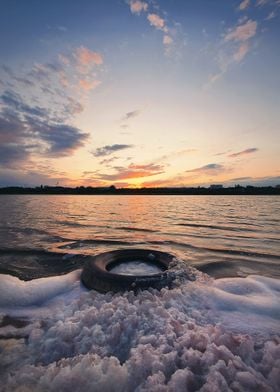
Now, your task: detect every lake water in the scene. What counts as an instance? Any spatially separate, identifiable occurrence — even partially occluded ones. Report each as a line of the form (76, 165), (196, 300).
(0, 195), (279, 279)
(0, 195), (279, 391)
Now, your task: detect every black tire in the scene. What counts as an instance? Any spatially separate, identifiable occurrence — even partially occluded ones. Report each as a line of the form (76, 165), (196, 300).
(81, 249), (176, 293)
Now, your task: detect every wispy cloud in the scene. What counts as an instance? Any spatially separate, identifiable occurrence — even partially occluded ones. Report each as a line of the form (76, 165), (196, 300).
(232, 41), (250, 62)
(228, 148), (258, 158)
(155, 148), (197, 163)
(256, 0), (280, 7)
(265, 10), (277, 20)
(100, 157), (118, 166)
(256, 0), (269, 6)
(92, 144), (134, 157)
(1, 66), (35, 87)
(208, 19), (258, 85)
(2, 90), (47, 118)
(185, 163), (225, 175)
(1, 44), (103, 119)
(122, 110), (141, 121)
(147, 13), (166, 30)
(163, 35), (173, 45)
(25, 46), (103, 97)
(127, 1), (176, 55)
(64, 46), (104, 92)
(129, 1), (148, 14)
(224, 20), (257, 42)
(214, 150), (231, 157)
(238, 0), (250, 11)
(78, 79), (101, 91)
(75, 46), (103, 67)
(209, 0), (280, 86)
(96, 162), (165, 182)
(129, 163), (163, 171)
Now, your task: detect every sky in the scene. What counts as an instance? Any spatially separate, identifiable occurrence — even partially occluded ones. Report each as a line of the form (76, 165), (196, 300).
(0, 0), (279, 188)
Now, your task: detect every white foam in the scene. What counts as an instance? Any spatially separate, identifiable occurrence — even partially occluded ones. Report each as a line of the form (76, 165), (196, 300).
(0, 269), (82, 307)
(212, 275), (280, 317)
(109, 260), (163, 275)
(0, 270), (279, 391)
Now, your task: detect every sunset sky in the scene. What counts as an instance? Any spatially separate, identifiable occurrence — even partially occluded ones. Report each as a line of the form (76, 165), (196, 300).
(0, 0), (279, 188)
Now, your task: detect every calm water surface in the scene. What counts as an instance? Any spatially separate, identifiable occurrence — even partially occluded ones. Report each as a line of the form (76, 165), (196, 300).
(0, 195), (279, 279)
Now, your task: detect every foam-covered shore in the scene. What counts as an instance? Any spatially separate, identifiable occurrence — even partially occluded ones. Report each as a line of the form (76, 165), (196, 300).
(0, 268), (279, 391)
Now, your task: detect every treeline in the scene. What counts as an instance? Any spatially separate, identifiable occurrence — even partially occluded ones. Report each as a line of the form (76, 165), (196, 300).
(0, 185), (279, 195)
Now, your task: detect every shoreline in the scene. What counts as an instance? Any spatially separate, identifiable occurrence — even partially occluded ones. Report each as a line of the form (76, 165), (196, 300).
(0, 186), (280, 196)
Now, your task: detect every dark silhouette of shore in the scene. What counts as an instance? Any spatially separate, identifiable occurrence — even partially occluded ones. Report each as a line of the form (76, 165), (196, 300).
(0, 185), (279, 195)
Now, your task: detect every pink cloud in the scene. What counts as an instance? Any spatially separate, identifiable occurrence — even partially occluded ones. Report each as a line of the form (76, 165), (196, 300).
(239, 0), (250, 10)
(163, 35), (173, 45)
(79, 79), (101, 91)
(56, 47), (104, 95)
(75, 46), (103, 66)
(127, 2), (178, 55)
(233, 41), (250, 62)
(208, 19), (258, 85)
(129, 1), (148, 14)
(224, 20), (257, 42)
(147, 13), (165, 30)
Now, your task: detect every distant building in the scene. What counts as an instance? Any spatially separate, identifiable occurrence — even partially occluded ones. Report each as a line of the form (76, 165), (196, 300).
(209, 184), (223, 189)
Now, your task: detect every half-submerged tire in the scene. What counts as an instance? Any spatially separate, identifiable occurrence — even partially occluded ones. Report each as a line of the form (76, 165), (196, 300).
(81, 249), (176, 293)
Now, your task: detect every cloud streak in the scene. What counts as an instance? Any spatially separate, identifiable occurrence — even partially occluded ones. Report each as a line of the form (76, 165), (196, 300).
(239, 0), (250, 10)
(122, 110), (141, 121)
(96, 162), (164, 182)
(186, 163), (225, 176)
(224, 20), (257, 42)
(228, 148), (258, 158)
(208, 19), (258, 85)
(92, 144), (134, 157)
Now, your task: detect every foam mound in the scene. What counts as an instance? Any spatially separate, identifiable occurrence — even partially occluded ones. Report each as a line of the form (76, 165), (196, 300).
(109, 260), (164, 275)
(0, 267), (279, 391)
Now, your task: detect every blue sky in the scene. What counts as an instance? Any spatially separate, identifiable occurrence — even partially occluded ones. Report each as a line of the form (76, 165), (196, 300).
(0, 0), (279, 187)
